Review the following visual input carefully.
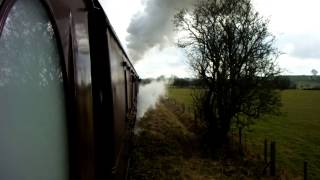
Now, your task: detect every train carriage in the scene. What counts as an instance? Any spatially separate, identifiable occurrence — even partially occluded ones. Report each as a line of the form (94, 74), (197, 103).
(0, 0), (139, 179)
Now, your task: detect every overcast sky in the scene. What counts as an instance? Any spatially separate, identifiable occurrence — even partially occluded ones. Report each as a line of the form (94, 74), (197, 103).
(99, 0), (320, 78)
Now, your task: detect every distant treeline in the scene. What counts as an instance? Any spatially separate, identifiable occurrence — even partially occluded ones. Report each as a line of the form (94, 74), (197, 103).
(169, 76), (298, 90)
(170, 78), (204, 87)
(283, 75), (320, 90)
(140, 75), (320, 90)
(140, 76), (204, 87)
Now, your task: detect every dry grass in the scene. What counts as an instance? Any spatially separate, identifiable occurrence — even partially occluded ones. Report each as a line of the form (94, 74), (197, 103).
(129, 98), (290, 179)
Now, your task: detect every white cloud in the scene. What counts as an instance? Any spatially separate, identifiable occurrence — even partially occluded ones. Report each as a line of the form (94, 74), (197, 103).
(253, 0), (320, 75)
(98, 0), (144, 49)
(278, 54), (320, 75)
(253, 0), (320, 34)
(276, 33), (320, 59)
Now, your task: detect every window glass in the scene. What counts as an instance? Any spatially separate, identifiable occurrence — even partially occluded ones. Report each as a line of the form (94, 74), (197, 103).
(0, 0), (69, 179)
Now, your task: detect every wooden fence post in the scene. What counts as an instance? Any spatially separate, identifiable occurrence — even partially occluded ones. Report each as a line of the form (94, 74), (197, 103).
(263, 139), (268, 175)
(304, 161), (308, 180)
(264, 139), (268, 164)
(231, 128), (234, 148)
(239, 127), (242, 153)
(270, 141), (276, 176)
(244, 131), (247, 152)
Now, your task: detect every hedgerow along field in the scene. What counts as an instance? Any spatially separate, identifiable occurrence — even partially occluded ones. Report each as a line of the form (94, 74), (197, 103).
(168, 87), (320, 178)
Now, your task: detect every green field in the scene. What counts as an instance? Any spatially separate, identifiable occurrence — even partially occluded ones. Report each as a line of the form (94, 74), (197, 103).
(167, 87), (195, 107)
(168, 88), (320, 178)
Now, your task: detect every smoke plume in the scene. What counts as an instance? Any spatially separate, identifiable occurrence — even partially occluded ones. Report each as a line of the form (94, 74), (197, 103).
(126, 0), (193, 61)
(136, 80), (167, 119)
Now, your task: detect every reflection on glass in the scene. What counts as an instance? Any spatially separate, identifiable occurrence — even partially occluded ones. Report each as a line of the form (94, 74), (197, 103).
(75, 23), (92, 86)
(0, 0), (3, 5)
(0, 0), (69, 179)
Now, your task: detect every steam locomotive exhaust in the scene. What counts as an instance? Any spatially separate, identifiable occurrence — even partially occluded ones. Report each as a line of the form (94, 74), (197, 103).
(134, 80), (167, 133)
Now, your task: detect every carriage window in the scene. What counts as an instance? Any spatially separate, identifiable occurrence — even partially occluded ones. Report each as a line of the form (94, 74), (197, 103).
(0, 0), (69, 179)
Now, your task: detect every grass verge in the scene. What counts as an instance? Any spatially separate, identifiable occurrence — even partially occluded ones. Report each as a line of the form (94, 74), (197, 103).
(129, 98), (275, 179)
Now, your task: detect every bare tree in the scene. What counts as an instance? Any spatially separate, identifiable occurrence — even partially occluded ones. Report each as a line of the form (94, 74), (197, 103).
(174, 0), (281, 146)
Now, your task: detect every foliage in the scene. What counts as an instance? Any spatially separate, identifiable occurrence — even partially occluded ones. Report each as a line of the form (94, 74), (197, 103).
(272, 76), (296, 90)
(171, 77), (204, 87)
(284, 75), (320, 89)
(171, 77), (191, 87)
(311, 69), (318, 76)
(174, 0), (281, 145)
(140, 78), (153, 85)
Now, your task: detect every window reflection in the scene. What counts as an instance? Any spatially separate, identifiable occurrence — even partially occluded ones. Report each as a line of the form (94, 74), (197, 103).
(0, 0), (69, 179)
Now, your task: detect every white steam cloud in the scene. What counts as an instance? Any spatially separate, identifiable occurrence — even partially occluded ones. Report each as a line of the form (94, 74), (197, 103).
(137, 80), (167, 119)
(126, 0), (194, 62)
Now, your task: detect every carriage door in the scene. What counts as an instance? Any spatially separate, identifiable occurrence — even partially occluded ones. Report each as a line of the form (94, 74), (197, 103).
(0, 0), (69, 179)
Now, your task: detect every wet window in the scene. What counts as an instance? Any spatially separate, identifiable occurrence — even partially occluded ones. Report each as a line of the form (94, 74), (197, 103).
(0, 0), (69, 179)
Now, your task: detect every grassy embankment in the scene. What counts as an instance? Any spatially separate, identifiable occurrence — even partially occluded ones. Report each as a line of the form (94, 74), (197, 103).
(129, 88), (266, 179)
(168, 88), (320, 178)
